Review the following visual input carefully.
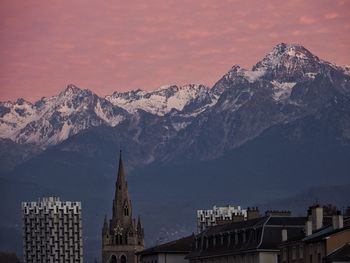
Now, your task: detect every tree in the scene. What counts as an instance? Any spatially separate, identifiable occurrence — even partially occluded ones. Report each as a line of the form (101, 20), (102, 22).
(0, 252), (21, 263)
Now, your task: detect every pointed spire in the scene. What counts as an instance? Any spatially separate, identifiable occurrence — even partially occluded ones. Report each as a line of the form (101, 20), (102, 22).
(116, 149), (126, 189)
(112, 149), (132, 227)
(102, 214), (109, 235)
(104, 214), (107, 224)
(137, 215), (142, 232)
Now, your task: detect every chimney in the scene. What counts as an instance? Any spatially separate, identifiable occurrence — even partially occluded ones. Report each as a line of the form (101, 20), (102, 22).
(216, 219), (230, 225)
(232, 214), (245, 222)
(311, 205), (323, 231)
(282, 229), (288, 242)
(305, 220), (312, 236)
(332, 211), (344, 230)
(247, 207), (260, 220)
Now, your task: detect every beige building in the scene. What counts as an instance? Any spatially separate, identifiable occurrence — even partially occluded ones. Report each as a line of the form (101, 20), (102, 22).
(280, 205), (350, 263)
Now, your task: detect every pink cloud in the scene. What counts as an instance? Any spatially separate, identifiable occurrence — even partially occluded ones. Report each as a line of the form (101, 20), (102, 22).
(55, 43), (75, 50)
(298, 16), (316, 25)
(0, 0), (349, 101)
(176, 30), (212, 40)
(324, 12), (339, 20)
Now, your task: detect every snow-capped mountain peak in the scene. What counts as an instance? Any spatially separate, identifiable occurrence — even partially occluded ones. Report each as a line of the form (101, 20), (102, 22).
(0, 84), (130, 147)
(2, 43), (348, 150)
(217, 43), (321, 87)
(254, 43), (320, 69)
(105, 84), (214, 116)
(0, 83), (217, 147)
(249, 43), (342, 83)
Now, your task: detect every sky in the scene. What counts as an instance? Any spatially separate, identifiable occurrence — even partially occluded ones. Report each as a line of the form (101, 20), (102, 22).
(1, 0), (350, 102)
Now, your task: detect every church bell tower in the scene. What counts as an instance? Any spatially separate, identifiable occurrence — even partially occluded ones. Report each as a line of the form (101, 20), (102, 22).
(102, 151), (144, 263)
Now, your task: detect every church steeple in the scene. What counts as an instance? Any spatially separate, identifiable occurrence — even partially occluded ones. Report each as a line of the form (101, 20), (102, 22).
(112, 150), (132, 228)
(102, 150), (144, 262)
(116, 150), (127, 192)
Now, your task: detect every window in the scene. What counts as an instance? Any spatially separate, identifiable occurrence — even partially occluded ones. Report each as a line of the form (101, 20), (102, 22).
(299, 245), (303, 259)
(282, 248), (287, 261)
(124, 206), (129, 216)
(292, 246), (296, 260)
(121, 255), (126, 263)
(111, 255), (117, 263)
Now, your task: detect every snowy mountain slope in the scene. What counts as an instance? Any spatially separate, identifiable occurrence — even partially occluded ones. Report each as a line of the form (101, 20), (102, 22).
(0, 85), (129, 147)
(161, 43), (350, 161)
(0, 99), (36, 139)
(105, 84), (216, 116)
(0, 43), (349, 155)
(0, 84), (215, 147)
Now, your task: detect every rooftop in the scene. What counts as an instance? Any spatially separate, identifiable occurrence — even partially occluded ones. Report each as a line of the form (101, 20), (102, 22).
(324, 243), (350, 262)
(187, 215), (306, 259)
(137, 235), (195, 256)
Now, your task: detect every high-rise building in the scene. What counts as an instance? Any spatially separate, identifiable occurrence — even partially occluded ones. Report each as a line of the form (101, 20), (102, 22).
(22, 197), (83, 263)
(197, 205), (247, 233)
(102, 151), (144, 263)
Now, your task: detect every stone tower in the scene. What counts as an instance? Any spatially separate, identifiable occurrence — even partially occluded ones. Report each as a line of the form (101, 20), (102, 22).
(102, 151), (144, 263)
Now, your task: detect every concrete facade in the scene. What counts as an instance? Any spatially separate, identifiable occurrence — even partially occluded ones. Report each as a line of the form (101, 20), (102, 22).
(197, 205), (247, 233)
(279, 206), (350, 263)
(22, 197), (83, 263)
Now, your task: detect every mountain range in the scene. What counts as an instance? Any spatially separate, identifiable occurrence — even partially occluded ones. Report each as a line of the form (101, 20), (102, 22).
(1, 43), (350, 261)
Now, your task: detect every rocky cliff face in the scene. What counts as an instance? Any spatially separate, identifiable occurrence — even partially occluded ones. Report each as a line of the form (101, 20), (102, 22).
(161, 43), (350, 160)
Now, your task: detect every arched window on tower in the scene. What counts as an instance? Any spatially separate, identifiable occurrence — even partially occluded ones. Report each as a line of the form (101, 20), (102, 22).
(120, 255), (126, 263)
(115, 234), (123, 245)
(110, 255), (117, 263)
(124, 205), (129, 216)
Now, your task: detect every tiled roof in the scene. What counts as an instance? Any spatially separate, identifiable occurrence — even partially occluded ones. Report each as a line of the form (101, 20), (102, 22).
(324, 243), (350, 262)
(199, 216), (268, 236)
(187, 215), (306, 259)
(303, 224), (350, 243)
(137, 235), (195, 256)
(281, 217), (350, 245)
